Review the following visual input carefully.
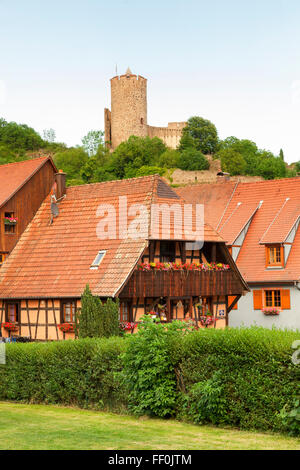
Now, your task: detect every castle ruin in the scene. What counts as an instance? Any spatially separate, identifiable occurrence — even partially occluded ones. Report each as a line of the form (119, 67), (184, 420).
(104, 68), (186, 150)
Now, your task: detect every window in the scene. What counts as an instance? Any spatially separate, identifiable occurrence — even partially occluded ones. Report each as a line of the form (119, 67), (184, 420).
(4, 212), (15, 234)
(253, 289), (291, 310)
(0, 253), (8, 265)
(61, 301), (76, 323)
(266, 244), (284, 267)
(119, 302), (131, 322)
(90, 250), (106, 269)
(6, 303), (19, 323)
(160, 241), (176, 263)
(265, 290), (281, 307)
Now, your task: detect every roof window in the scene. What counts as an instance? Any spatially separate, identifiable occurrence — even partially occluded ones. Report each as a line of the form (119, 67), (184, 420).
(90, 250), (106, 270)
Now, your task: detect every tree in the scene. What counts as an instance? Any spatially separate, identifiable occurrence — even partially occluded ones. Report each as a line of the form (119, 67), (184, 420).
(43, 128), (56, 143)
(77, 285), (120, 338)
(178, 132), (196, 152)
(102, 298), (120, 338)
(257, 155), (287, 180)
(181, 117), (219, 154)
(158, 149), (180, 168)
(178, 148), (209, 171)
(279, 149), (284, 161)
(78, 285), (103, 338)
(295, 161), (300, 173)
(53, 147), (89, 184)
(82, 130), (104, 156)
(135, 166), (165, 177)
(0, 118), (44, 150)
(109, 136), (167, 179)
(218, 137), (259, 175)
(220, 149), (247, 175)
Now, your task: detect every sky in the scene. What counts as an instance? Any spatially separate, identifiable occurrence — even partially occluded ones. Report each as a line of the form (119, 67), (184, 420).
(0, 0), (300, 163)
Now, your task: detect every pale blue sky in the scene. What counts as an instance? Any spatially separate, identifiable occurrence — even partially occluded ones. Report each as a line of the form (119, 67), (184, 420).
(1, 0), (300, 162)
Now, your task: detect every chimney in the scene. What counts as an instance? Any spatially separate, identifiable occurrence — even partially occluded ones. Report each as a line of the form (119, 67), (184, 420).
(55, 170), (66, 200)
(217, 171), (230, 182)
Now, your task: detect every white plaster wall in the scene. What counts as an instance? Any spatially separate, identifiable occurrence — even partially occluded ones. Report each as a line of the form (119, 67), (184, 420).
(229, 286), (300, 330)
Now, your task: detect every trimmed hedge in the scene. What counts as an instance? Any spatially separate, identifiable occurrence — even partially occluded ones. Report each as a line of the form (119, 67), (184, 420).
(179, 328), (299, 433)
(0, 337), (127, 411)
(0, 325), (299, 434)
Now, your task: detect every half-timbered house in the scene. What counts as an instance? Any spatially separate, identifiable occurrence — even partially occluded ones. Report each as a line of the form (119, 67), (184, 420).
(177, 177), (300, 329)
(0, 174), (248, 340)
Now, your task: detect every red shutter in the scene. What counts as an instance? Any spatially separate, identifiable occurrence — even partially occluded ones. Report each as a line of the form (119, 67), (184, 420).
(253, 290), (263, 310)
(281, 290), (291, 310)
(228, 296), (238, 310)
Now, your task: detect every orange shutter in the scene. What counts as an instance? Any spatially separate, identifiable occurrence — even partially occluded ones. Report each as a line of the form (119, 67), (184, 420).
(253, 290), (263, 310)
(281, 290), (291, 310)
(228, 296), (238, 310)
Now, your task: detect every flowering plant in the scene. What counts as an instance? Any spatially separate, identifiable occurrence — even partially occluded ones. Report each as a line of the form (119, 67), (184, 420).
(199, 316), (214, 327)
(262, 307), (280, 316)
(137, 262), (230, 272)
(4, 217), (18, 224)
(120, 322), (136, 331)
(58, 323), (75, 333)
(1, 322), (18, 331)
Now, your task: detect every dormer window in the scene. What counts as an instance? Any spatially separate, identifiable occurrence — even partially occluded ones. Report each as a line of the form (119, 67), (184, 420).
(90, 250), (106, 269)
(266, 244), (284, 267)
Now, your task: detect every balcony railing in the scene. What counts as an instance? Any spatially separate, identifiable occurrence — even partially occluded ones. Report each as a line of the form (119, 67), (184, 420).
(120, 269), (243, 298)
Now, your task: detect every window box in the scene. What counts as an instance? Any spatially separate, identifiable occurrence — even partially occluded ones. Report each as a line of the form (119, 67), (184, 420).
(262, 307), (280, 316)
(1, 322), (19, 331)
(58, 323), (75, 333)
(4, 219), (17, 226)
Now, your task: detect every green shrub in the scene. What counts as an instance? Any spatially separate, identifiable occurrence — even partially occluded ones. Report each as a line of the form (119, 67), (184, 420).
(280, 399), (300, 436)
(122, 316), (190, 417)
(184, 371), (228, 425)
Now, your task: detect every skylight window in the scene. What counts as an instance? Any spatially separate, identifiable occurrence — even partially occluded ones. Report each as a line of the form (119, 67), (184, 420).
(90, 250), (106, 269)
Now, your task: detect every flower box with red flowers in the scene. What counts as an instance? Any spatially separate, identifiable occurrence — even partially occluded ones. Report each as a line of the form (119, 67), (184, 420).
(1, 322), (19, 331)
(120, 322), (136, 331)
(137, 262), (230, 272)
(58, 323), (75, 333)
(4, 217), (18, 226)
(262, 307), (280, 316)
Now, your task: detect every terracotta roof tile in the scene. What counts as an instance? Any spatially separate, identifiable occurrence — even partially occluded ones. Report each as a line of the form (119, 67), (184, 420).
(0, 156), (57, 207)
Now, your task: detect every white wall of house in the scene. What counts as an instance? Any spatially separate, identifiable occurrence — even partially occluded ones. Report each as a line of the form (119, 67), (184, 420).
(229, 285), (300, 330)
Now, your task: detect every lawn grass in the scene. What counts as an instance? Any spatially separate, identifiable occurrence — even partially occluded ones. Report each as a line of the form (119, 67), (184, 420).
(0, 402), (299, 450)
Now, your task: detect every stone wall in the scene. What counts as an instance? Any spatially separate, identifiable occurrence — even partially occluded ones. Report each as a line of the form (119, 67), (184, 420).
(148, 122), (186, 149)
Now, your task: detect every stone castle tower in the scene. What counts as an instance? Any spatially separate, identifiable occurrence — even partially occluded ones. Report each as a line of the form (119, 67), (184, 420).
(104, 68), (186, 150)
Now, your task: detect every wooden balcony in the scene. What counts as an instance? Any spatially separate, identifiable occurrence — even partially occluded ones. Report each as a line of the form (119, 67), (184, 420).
(120, 269), (244, 298)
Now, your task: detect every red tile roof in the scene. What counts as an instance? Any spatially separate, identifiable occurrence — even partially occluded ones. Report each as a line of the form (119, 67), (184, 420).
(0, 156), (57, 208)
(0, 175), (226, 298)
(175, 178), (300, 283)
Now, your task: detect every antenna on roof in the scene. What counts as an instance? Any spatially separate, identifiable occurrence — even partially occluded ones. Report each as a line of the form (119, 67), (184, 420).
(115, 64), (118, 75)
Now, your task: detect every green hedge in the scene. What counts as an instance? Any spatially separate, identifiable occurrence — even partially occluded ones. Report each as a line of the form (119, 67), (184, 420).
(0, 325), (299, 434)
(179, 328), (299, 433)
(0, 337), (127, 411)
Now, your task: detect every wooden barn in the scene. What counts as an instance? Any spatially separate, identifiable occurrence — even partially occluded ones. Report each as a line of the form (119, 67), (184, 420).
(0, 156), (57, 266)
(0, 174), (248, 340)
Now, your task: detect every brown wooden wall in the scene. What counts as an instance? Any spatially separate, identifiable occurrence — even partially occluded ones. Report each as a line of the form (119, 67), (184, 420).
(120, 270), (243, 298)
(0, 159), (56, 254)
